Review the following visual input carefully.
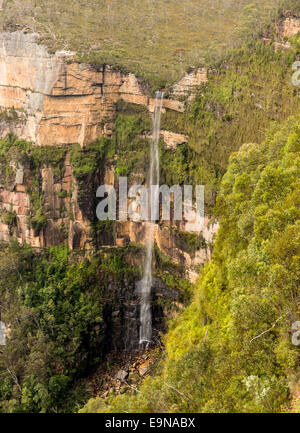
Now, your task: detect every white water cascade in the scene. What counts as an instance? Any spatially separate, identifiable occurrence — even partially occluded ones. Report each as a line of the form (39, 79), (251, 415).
(0, 321), (6, 346)
(138, 91), (164, 348)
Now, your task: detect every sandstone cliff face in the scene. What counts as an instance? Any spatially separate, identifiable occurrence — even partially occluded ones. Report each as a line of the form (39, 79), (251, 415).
(0, 30), (217, 354)
(0, 141), (216, 276)
(0, 30), (216, 282)
(171, 68), (208, 98)
(103, 274), (183, 351)
(0, 32), (185, 147)
(160, 130), (188, 149)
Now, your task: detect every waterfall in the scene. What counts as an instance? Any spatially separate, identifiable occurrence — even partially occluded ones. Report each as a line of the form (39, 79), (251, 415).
(0, 321), (6, 346)
(139, 91), (164, 348)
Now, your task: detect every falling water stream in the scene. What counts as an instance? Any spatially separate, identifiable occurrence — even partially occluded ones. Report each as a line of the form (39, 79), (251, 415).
(139, 91), (164, 348)
(0, 321), (6, 346)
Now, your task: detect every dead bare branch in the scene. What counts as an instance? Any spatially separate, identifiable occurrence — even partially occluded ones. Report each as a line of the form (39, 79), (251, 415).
(165, 382), (191, 401)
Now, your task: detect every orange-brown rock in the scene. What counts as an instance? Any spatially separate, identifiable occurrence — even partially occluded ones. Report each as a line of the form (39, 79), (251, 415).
(0, 152), (92, 249)
(155, 218), (219, 283)
(0, 32), (185, 147)
(276, 16), (300, 38)
(171, 67), (208, 97)
(138, 360), (150, 376)
(160, 130), (188, 149)
(0, 31), (218, 282)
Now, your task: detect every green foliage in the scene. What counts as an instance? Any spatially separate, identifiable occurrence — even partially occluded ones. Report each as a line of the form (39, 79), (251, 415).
(154, 245), (193, 305)
(98, 248), (140, 282)
(91, 220), (116, 248)
(0, 0), (282, 88)
(173, 228), (206, 257)
(30, 145), (67, 180)
(0, 242), (141, 412)
(0, 133), (67, 181)
(83, 113), (299, 414)
(1, 209), (17, 228)
(113, 103), (151, 179)
(0, 135), (30, 184)
(0, 108), (21, 123)
(28, 209), (47, 234)
(0, 135), (68, 232)
(160, 39), (300, 212)
(57, 190), (68, 199)
(70, 137), (110, 181)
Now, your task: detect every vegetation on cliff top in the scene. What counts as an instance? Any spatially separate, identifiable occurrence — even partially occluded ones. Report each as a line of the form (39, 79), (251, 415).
(113, 34), (300, 212)
(0, 0), (284, 87)
(81, 111), (300, 413)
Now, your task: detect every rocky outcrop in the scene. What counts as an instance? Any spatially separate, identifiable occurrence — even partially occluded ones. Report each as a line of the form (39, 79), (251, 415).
(262, 13), (300, 51)
(142, 130), (188, 149)
(0, 146), (217, 280)
(0, 30), (218, 283)
(0, 321), (6, 346)
(97, 245), (183, 352)
(0, 137), (217, 277)
(155, 219), (219, 283)
(160, 130), (188, 149)
(276, 16), (300, 38)
(79, 348), (162, 400)
(0, 31), (185, 146)
(0, 152), (92, 249)
(171, 68), (207, 98)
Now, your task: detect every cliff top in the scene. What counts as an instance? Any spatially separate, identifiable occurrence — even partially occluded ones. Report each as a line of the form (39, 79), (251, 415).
(0, 0), (283, 88)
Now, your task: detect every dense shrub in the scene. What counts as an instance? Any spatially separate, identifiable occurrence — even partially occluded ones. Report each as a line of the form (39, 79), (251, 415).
(82, 113), (299, 413)
(0, 243), (141, 413)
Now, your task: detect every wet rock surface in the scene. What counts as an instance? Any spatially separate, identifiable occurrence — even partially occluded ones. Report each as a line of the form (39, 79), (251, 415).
(102, 276), (182, 352)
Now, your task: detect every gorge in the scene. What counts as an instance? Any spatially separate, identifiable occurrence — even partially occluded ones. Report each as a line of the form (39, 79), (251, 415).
(0, 30), (212, 358)
(0, 0), (299, 414)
